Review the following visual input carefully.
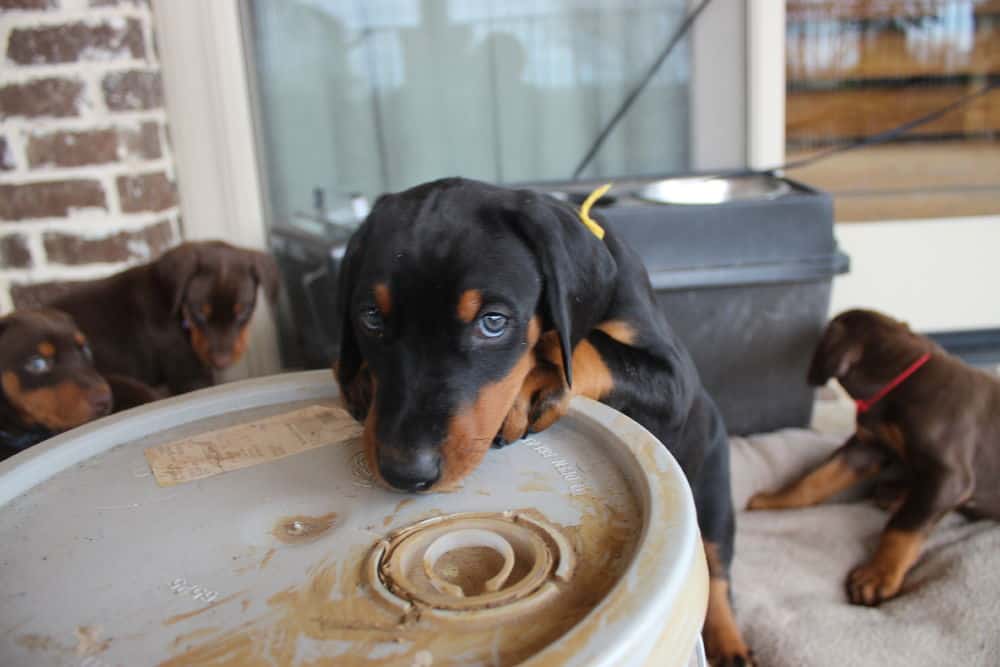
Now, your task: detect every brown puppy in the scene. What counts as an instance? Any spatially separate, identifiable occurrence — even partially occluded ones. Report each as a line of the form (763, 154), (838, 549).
(49, 241), (279, 398)
(748, 309), (1000, 606)
(0, 308), (112, 459)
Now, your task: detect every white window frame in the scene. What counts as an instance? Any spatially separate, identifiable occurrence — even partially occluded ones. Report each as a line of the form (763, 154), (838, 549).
(152, 0), (281, 379)
(767, 2), (998, 332)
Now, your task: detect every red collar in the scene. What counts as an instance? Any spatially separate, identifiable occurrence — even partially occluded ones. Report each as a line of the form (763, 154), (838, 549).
(855, 352), (931, 414)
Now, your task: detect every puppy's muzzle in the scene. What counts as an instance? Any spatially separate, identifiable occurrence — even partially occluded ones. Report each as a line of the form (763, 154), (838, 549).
(377, 445), (441, 493)
(87, 382), (113, 418)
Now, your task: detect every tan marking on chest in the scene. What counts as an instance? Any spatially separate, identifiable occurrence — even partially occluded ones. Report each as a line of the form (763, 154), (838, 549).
(533, 330), (614, 401)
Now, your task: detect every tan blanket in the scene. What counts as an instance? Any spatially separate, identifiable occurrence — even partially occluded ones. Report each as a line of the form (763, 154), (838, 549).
(729, 425), (1000, 667)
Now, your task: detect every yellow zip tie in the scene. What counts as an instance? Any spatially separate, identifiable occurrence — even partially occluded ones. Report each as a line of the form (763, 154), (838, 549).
(578, 183), (611, 240)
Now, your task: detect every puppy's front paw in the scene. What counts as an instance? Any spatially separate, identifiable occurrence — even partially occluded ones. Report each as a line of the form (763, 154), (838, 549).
(526, 381), (570, 433)
(498, 362), (567, 443)
(847, 559), (904, 606)
(491, 432), (513, 449)
(711, 652), (755, 667)
(706, 642), (755, 667)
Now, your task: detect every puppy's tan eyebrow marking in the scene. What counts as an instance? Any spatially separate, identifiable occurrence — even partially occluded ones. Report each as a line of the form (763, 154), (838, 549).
(457, 289), (482, 323)
(374, 283), (392, 316)
(73, 332), (86, 346)
(38, 342), (55, 358)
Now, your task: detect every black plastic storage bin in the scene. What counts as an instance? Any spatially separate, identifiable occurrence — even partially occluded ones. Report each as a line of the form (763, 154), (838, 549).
(531, 175), (848, 436)
(269, 224), (345, 370)
(274, 175), (847, 436)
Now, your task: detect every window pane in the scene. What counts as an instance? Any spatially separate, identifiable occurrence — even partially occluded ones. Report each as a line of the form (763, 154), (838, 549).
(248, 0), (691, 230)
(784, 0), (1000, 222)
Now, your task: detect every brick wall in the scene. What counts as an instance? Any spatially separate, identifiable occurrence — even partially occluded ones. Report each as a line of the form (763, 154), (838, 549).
(0, 0), (180, 313)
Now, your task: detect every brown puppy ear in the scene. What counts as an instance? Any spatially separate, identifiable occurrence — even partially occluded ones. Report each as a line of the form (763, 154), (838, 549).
(249, 249), (281, 304)
(807, 319), (861, 385)
(154, 243), (200, 318)
(333, 218), (373, 421)
(501, 191), (617, 387)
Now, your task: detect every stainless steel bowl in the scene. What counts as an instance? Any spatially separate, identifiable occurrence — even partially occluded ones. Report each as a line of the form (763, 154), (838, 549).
(635, 174), (791, 205)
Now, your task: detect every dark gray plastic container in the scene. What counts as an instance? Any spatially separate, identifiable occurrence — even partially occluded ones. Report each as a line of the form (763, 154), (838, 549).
(534, 176), (848, 436)
(275, 175), (847, 436)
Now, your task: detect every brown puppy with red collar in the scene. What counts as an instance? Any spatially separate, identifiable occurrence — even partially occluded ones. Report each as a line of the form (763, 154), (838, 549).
(0, 308), (111, 459)
(48, 241), (279, 402)
(749, 309), (1000, 606)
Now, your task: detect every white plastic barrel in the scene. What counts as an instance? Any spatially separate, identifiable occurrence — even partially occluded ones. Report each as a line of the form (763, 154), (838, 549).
(0, 371), (707, 666)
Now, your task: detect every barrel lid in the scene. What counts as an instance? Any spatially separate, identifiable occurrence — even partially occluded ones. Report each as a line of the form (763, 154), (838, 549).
(0, 371), (705, 666)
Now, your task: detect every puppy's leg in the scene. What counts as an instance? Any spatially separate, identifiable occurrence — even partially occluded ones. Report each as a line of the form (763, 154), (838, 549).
(871, 478), (909, 513)
(696, 425), (754, 667)
(498, 330), (610, 442)
(747, 435), (885, 510)
(496, 353), (563, 446)
(847, 461), (971, 605)
(704, 543), (752, 667)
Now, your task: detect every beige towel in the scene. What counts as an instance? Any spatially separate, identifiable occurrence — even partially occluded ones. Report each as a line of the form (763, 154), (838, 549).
(729, 427), (1000, 667)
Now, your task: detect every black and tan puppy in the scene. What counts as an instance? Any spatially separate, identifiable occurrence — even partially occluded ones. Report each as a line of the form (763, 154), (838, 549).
(334, 178), (750, 665)
(49, 241), (279, 401)
(0, 308), (112, 459)
(748, 309), (1000, 606)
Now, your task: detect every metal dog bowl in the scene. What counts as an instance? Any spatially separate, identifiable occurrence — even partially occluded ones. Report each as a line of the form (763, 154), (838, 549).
(635, 174), (791, 205)
(0, 371), (707, 666)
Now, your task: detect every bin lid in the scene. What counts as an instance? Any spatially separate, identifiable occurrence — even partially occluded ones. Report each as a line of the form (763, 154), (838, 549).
(524, 176), (839, 278)
(0, 371), (705, 667)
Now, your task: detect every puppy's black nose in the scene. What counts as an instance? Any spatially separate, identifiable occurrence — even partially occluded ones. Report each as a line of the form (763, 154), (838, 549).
(378, 448), (441, 493)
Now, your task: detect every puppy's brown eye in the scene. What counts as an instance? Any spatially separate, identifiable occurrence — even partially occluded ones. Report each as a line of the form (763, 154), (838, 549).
(24, 355), (53, 375)
(478, 312), (508, 339)
(359, 307), (384, 334)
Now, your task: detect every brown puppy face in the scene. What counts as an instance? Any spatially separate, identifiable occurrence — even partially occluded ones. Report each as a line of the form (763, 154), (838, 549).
(156, 241), (280, 370)
(0, 309), (112, 433)
(807, 309), (931, 393)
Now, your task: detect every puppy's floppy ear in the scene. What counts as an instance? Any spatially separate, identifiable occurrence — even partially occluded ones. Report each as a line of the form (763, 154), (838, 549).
(249, 249), (281, 304)
(154, 243), (200, 317)
(333, 217), (373, 421)
(502, 190), (617, 387)
(807, 319), (861, 385)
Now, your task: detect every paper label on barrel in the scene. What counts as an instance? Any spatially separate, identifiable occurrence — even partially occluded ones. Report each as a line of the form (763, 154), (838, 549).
(144, 405), (363, 487)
